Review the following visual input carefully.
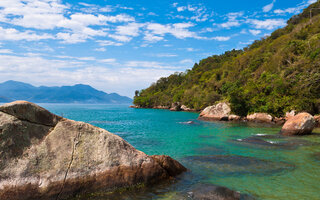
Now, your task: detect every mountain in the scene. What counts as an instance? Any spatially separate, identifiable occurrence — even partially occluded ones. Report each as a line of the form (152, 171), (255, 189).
(133, 1), (320, 116)
(0, 80), (132, 104)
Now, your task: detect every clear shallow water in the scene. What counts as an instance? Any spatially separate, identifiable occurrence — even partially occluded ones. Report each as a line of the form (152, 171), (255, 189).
(40, 104), (320, 200)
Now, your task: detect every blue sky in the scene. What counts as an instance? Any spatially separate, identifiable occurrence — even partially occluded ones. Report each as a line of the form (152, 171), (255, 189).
(0, 0), (317, 97)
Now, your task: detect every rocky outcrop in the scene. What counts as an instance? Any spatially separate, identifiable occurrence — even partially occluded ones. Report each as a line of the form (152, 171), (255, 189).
(246, 113), (273, 123)
(281, 112), (316, 136)
(154, 105), (170, 109)
(181, 105), (193, 111)
(228, 114), (241, 121)
(0, 101), (186, 200)
(170, 102), (181, 111)
(199, 102), (231, 121)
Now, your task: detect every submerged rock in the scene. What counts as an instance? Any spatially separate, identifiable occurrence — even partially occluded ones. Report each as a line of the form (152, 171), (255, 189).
(246, 113), (273, 123)
(0, 101), (186, 200)
(183, 155), (294, 177)
(188, 183), (255, 200)
(281, 112), (316, 136)
(199, 102), (231, 121)
(230, 135), (318, 150)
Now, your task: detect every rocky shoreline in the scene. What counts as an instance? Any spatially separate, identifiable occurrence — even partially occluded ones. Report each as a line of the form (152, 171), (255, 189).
(131, 102), (320, 135)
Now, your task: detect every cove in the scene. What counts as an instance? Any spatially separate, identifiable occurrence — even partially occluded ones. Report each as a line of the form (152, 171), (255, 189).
(42, 104), (320, 200)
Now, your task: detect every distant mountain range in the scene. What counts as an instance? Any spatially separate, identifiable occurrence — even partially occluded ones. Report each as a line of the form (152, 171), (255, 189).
(0, 80), (132, 104)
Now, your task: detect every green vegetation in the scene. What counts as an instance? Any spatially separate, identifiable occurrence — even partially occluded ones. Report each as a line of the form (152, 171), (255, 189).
(134, 2), (320, 117)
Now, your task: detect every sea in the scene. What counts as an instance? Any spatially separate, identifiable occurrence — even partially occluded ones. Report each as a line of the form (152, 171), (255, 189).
(39, 104), (320, 200)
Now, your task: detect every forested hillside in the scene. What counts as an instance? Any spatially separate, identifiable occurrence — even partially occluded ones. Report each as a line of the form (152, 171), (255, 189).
(133, 1), (320, 117)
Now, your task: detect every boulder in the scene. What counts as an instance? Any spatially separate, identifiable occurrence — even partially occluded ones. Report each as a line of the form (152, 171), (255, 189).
(285, 110), (296, 120)
(314, 115), (320, 128)
(228, 114), (241, 121)
(181, 105), (192, 111)
(154, 105), (170, 109)
(199, 102), (231, 121)
(246, 113), (273, 123)
(281, 112), (316, 136)
(170, 102), (181, 111)
(274, 117), (285, 125)
(150, 155), (187, 177)
(0, 101), (186, 200)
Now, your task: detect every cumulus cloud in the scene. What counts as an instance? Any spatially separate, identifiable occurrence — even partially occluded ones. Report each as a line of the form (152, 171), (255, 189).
(0, 54), (177, 97)
(0, 27), (54, 41)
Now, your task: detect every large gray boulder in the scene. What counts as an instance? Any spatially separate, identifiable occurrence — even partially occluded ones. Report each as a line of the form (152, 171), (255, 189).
(0, 101), (186, 200)
(199, 102), (231, 121)
(281, 112), (316, 136)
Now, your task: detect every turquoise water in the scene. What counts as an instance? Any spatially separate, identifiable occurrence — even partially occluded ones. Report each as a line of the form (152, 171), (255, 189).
(41, 104), (320, 200)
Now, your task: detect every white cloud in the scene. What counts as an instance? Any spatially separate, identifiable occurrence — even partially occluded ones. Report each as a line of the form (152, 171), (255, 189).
(108, 34), (132, 42)
(151, 53), (178, 57)
(116, 23), (142, 36)
(172, 3), (211, 22)
(274, 0), (316, 15)
(97, 40), (123, 46)
(247, 19), (286, 30)
(211, 36), (231, 41)
(94, 47), (106, 52)
(263, 0), (276, 12)
(217, 12), (243, 29)
(143, 33), (164, 42)
(180, 59), (193, 64)
(146, 22), (197, 39)
(0, 49), (13, 54)
(249, 29), (262, 35)
(98, 58), (117, 63)
(0, 54), (177, 97)
(0, 27), (54, 41)
(125, 61), (179, 69)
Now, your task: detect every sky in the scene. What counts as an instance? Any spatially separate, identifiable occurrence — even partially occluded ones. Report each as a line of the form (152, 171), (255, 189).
(0, 0), (317, 97)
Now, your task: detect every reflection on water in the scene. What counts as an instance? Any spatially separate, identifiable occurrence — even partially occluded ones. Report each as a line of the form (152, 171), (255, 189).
(41, 104), (320, 200)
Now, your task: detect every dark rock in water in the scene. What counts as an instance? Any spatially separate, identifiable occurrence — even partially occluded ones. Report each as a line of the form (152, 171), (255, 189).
(229, 135), (319, 150)
(183, 155), (295, 177)
(196, 146), (225, 155)
(188, 183), (255, 200)
(0, 101), (186, 200)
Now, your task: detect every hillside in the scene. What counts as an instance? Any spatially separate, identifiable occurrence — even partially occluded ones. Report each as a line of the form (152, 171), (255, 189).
(133, 1), (320, 117)
(0, 80), (132, 104)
